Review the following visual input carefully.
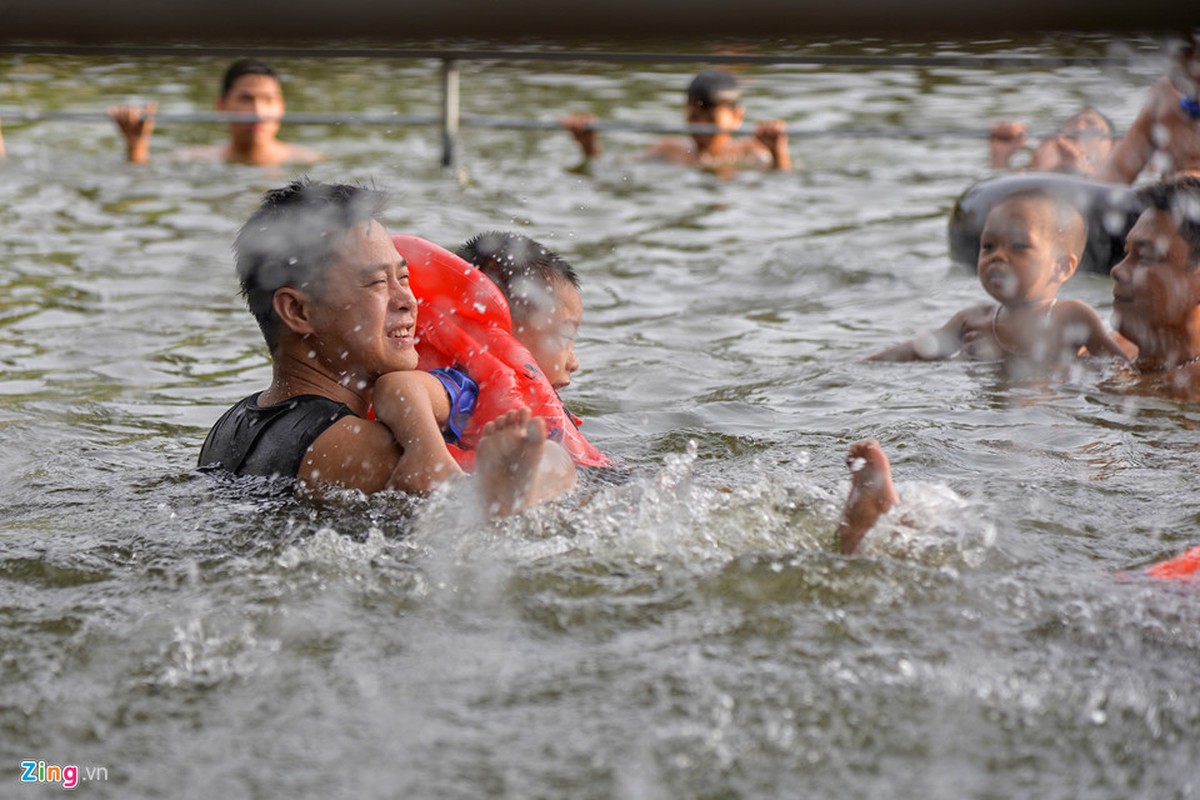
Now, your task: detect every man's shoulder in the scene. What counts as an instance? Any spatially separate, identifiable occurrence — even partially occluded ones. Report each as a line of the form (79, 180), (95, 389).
(298, 413), (402, 495)
(199, 393), (356, 478)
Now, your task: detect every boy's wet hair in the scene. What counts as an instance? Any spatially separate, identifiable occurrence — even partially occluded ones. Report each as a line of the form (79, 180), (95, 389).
(234, 179), (389, 352)
(1135, 175), (1200, 266)
(686, 70), (742, 109)
(221, 58), (279, 97)
(992, 187), (1088, 259)
(456, 231), (579, 319)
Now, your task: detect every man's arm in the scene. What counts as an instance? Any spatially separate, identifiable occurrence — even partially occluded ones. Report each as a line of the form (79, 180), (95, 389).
(1095, 114), (1155, 184)
(1094, 77), (1174, 184)
(296, 414), (407, 497)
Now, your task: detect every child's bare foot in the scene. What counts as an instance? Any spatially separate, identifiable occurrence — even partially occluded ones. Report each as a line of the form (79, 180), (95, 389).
(475, 408), (577, 517)
(837, 439), (900, 554)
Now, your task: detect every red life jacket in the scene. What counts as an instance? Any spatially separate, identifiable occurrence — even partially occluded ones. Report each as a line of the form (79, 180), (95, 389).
(392, 234), (611, 469)
(1144, 546), (1200, 582)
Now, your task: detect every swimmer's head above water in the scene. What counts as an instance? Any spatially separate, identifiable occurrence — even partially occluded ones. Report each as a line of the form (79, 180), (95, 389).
(457, 231), (583, 391)
(686, 69), (742, 110)
(234, 179), (390, 353)
(220, 58), (279, 98)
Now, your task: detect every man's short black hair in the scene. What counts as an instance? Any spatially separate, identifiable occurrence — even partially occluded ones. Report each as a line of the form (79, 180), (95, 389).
(234, 179), (389, 352)
(687, 69), (742, 109)
(1135, 175), (1200, 267)
(221, 58), (279, 97)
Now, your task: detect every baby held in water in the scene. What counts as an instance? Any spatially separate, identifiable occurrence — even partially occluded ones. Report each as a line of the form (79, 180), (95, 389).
(869, 187), (1127, 371)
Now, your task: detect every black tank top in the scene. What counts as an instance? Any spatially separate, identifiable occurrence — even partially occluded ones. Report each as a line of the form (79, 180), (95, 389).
(198, 393), (354, 480)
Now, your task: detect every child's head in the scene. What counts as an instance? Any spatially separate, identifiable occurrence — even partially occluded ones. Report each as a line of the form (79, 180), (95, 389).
(977, 188), (1087, 305)
(220, 58), (280, 98)
(456, 232), (582, 390)
(685, 70), (745, 151)
(1059, 108), (1115, 166)
(217, 58), (286, 146)
(687, 69), (742, 109)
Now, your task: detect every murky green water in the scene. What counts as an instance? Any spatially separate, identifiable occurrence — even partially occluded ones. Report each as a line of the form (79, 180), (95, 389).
(2, 35), (1198, 799)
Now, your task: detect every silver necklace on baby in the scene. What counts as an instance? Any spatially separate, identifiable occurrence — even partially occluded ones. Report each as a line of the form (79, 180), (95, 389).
(991, 299), (1057, 357)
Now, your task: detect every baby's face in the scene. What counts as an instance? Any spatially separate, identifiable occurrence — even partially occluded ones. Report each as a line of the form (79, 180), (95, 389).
(977, 199), (1063, 304)
(512, 279), (582, 391)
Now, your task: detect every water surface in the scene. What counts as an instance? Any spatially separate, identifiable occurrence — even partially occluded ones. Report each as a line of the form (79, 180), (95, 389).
(2, 35), (1198, 799)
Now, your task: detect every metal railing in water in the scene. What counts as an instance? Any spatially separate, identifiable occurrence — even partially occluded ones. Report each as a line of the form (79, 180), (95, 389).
(0, 43), (1146, 166)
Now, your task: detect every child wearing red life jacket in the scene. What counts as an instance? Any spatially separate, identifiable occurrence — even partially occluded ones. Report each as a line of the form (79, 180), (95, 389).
(373, 233), (610, 474)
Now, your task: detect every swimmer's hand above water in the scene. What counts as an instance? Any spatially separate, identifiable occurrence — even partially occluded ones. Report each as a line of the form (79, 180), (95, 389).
(109, 102), (157, 164)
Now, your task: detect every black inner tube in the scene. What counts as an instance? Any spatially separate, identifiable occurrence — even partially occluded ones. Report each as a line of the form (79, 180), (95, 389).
(948, 173), (1143, 275)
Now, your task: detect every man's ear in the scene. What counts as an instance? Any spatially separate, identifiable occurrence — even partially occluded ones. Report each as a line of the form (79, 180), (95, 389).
(273, 287), (316, 337)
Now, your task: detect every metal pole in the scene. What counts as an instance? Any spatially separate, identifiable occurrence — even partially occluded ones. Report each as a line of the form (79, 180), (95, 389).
(440, 58), (459, 168)
(0, 107), (1079, 141)
(0, 43), (1135, 70)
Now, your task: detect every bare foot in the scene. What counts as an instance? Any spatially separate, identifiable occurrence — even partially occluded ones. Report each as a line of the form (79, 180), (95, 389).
(475, 408), (576, 517)
(837, 439), (900, 554)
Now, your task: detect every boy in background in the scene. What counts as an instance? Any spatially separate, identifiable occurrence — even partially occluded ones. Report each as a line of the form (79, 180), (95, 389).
(109, 58), (321, 166)
(1096, 33), (1200, 184)
(989, 108), (1116, 177)
(561, 69), (792, 176)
